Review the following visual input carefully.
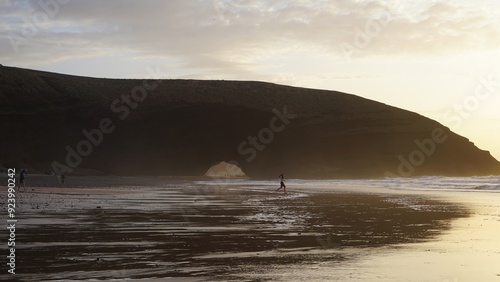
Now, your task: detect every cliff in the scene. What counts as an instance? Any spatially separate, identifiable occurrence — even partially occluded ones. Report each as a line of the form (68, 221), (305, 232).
(1, 65), (499, 178)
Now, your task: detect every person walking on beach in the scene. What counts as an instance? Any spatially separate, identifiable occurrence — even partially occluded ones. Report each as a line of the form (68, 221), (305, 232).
(276, 173), (286, 194)
(18, 168), (27, 192)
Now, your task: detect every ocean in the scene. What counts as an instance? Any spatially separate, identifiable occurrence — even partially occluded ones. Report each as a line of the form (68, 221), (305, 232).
(195, 175), (500, 192)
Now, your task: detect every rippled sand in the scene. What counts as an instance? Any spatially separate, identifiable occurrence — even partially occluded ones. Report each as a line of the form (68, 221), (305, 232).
(2, 176), (496, 281)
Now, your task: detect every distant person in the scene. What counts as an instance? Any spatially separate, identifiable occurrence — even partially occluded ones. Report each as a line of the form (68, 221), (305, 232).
(276, 173), (286, 194)
(60, 174), (66, 187)
(18, 168), (27, 192)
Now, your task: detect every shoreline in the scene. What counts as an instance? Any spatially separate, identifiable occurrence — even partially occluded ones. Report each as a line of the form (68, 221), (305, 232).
(1, 176), (496, 280)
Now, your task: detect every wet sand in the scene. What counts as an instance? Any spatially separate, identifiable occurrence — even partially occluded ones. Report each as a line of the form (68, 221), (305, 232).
(317, 191), (500, 282)
(0, 176), (488, 281)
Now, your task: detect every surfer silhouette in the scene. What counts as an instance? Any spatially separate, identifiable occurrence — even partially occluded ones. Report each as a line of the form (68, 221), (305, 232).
(276, 173), (286, 194)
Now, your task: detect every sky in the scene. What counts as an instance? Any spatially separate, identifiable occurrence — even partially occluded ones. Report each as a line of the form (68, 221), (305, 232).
(1, 0), (500, 161)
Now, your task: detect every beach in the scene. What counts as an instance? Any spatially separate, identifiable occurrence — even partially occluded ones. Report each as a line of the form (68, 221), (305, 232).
(1, 176), (499, 281)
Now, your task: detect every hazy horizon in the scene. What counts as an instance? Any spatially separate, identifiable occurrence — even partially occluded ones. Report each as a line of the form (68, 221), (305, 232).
(1, 0), (500, 160)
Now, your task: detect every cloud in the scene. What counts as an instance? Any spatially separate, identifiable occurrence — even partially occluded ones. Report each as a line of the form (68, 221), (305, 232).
(1, 0), (500, 74)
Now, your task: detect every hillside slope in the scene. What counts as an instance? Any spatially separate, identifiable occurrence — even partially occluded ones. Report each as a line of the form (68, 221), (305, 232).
(1, 65), (499, 178)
